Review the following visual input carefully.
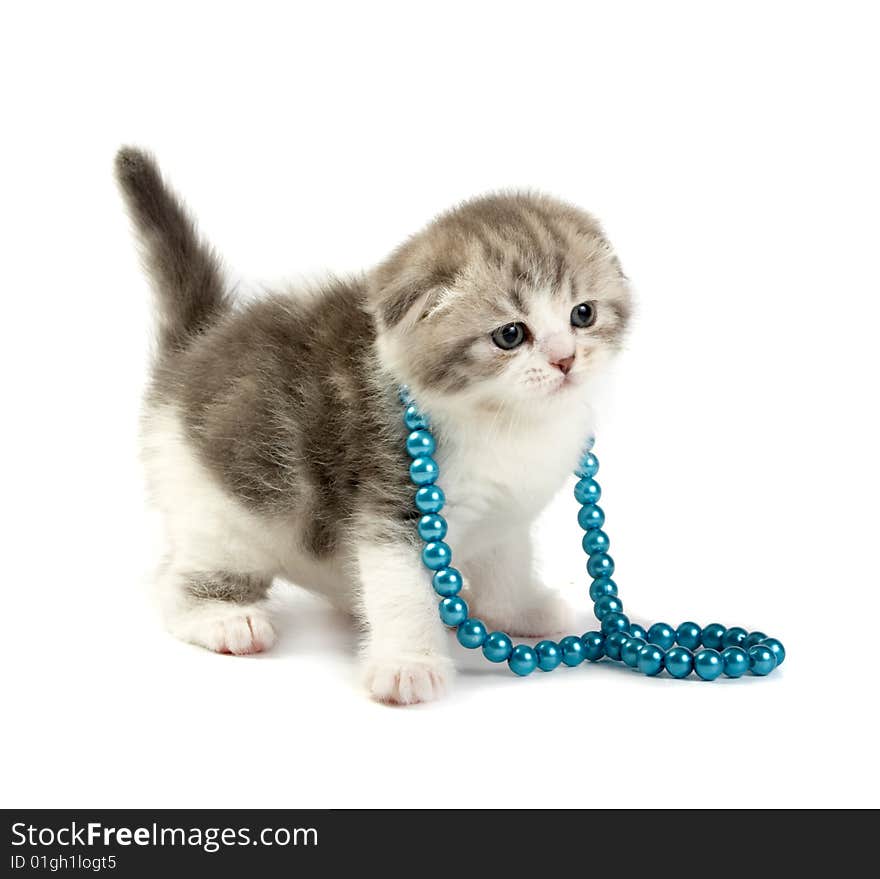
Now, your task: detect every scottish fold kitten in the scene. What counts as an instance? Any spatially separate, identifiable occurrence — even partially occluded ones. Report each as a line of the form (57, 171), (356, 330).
(116, 148), (632, 704)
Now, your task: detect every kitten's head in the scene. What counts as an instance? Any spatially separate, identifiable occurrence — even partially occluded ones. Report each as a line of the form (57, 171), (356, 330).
(368, 192), (632, 418)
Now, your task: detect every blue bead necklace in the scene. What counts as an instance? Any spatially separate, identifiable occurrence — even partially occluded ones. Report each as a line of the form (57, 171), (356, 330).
(401, 387), (786, 681)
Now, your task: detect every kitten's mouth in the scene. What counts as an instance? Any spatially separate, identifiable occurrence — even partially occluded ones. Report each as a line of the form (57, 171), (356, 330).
(551, 374), (577, 394)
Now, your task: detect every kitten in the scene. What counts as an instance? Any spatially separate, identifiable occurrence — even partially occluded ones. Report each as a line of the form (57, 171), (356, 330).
(116, 147), (632, 704)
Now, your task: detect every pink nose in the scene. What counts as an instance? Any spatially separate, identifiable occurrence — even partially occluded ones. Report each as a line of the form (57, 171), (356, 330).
(551, 355), (575, 375)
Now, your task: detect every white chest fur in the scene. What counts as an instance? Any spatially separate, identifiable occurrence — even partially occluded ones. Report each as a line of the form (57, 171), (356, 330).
(434, 403), (593, 562)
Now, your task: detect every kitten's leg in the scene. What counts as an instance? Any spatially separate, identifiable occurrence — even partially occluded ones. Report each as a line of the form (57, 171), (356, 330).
(156, 564), (276, 655)
(463, 528), (575, 637)
(357, 539), (453, 705)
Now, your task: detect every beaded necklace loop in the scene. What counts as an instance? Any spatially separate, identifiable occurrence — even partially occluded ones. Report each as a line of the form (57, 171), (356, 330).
(400, 387), (785, 680)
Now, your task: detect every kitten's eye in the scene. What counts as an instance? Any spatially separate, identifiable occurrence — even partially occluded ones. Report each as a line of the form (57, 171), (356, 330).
(491, 322), (527, 350)
(571, 301), (597, 328)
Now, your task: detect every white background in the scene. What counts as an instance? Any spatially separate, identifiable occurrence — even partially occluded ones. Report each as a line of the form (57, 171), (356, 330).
(3, 1), (878, 809)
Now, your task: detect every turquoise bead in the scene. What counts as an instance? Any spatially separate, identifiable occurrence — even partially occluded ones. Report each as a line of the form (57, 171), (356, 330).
(482, 632), (513, 663)
(761, 637), (786, 666)
(748, 645), (777, 676)
(508, 644), (538, 676)
(722, 626), (748, 649)
(665, 646), (694, 678)
(576, 453), (599, 478)
(638, 644), (665, 676)
(422, 541), (451, 570)
(559, 635), (585, 667)
(694, 648), (724, 681)
(676, 622), (702, 651)
(601, 612), (630, 635)
(410, 456), (439, 486)
(586, 552), (615, 578)
(604, 631), (629, 660)
(589, 577), (617, 601)
(398, 385), (412, 405)
(406, 429), (436, 458)
(646, 622), (676, 650)
(457, 618), (487, 649)
(414, 485), (445, 513)
(417, 513), (447, 541)
(581, 631), (605, 661)
(721, 646), (749, 678)
(582, 529), (610, 554)
(629, 623), (647, 640)
(578, 504), (605, 531)
(404, 404), (428, 430)
(439, 596), (468, 627)
(574, 477), (601, 504)
(621, 636), (646, 668)
(702, 623), (727, 650)
(593, 594), (623, 620)
(535, 640), (562, 671)
(744, 631), (767, 649)
(584, 435), (595, 452)
(432, 567), (462, 597)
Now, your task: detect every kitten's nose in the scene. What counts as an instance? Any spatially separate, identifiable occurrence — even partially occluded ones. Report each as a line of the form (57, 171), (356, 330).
(551, 355), (575, 375)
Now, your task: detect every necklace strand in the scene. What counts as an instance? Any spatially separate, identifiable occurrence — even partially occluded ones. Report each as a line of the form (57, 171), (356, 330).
(400, 387), (785, 680)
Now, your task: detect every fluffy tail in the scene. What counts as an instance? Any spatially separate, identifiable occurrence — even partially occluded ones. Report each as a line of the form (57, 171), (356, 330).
(115, 147), (228, 352)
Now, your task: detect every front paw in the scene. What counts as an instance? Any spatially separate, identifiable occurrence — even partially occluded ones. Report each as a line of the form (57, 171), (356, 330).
(363, 652), (453, 705)
(477, 590), (576, 638)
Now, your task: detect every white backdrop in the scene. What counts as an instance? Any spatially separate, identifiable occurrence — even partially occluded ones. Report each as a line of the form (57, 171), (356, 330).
(2, 1), (878, 808)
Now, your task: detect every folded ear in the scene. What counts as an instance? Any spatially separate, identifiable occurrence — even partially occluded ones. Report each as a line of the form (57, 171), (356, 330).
(369, 264), (457, 330)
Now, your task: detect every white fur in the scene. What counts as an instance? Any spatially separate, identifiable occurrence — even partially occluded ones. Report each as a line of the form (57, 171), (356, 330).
(357, 542), (453, 704)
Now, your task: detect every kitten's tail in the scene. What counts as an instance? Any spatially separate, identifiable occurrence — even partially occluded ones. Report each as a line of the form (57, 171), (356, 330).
(114, 147), (229, 352)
